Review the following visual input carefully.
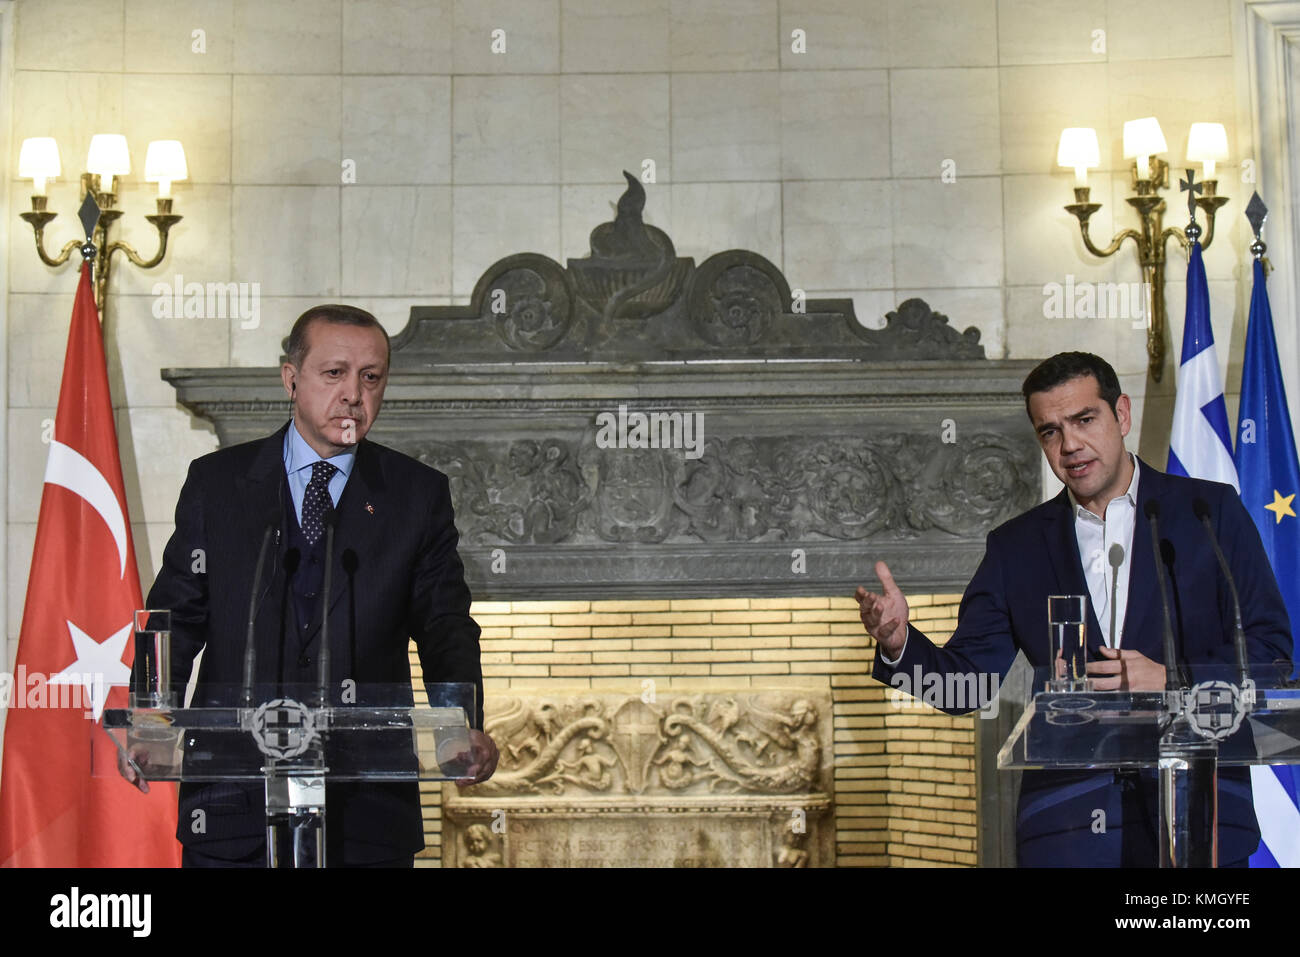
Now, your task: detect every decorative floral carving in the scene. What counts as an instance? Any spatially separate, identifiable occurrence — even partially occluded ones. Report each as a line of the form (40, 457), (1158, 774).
(488, 263), (573, 351)
(697, 264), (779, 346)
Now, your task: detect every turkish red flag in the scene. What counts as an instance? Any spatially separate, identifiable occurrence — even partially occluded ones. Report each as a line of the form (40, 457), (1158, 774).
(0, 263), (180, 866)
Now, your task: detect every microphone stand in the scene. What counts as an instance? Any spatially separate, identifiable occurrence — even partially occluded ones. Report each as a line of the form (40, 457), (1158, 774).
(1144, 499), (1217, 868)
(242, 524), (278, 709)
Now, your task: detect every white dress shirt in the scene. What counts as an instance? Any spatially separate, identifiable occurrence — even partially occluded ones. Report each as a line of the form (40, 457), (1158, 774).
(1070, 453), (1140, 648)
(878, 452), (1140, 665)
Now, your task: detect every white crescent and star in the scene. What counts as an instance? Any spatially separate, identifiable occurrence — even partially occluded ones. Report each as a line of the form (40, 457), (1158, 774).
(48, 620), (132, 721)
(40, 439), (134, 720)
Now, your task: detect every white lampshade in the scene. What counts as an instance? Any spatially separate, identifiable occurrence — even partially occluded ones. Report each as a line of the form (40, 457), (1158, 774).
(1122, 117), (1167, 159)
(86, 134), (131, 179)
(1057, 128), (1100, 185)
(145, 140), (188, 197)
(1186, 122), (1228, 178)
(1123, 117), (1166, 180)
(18, 137), (61, 194)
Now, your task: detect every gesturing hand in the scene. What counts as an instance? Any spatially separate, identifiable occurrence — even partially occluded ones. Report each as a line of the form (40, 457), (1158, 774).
(854, 560), (910, 661)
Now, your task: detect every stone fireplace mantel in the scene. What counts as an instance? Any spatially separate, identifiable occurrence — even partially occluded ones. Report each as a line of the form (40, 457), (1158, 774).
(163, 173), (1040, 599)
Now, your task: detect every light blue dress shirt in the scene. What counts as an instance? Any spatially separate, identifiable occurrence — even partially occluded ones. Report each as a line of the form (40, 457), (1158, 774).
(283, 420), (355, 525)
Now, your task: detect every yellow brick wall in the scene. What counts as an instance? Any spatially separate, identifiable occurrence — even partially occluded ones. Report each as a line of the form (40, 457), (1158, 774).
(411, 595), (972, 868)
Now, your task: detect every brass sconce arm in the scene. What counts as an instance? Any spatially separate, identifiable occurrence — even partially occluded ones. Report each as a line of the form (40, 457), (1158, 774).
(20, 202), (83, 267)
(107, 211), (182, 270)
(1159, 224), (1190, 257)
(1193, 192), (1229, 249)
(1064, 191), (1142, 258)
(1079, 221), (1143, 260)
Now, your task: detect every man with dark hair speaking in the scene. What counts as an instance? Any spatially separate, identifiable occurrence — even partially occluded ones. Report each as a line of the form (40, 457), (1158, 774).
(122, 304), (498, 867)
(856, 351), (1292, 866)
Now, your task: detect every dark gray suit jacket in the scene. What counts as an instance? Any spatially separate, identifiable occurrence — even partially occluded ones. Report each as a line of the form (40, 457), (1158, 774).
(147, 421), (483, 863)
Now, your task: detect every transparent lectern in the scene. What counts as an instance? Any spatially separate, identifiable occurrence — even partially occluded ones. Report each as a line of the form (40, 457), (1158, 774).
(999, 665), (1300, 867)
(101, 682), (476, 868)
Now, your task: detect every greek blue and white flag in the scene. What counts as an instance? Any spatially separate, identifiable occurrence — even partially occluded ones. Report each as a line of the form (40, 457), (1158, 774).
(1167, 241), (1239, 491)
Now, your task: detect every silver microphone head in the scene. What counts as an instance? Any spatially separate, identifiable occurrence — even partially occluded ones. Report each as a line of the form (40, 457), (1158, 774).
(1108, 543), (1125, 569)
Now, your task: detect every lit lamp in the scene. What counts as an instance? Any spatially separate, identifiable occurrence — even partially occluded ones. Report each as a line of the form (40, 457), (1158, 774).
(1060, 117), (1229, 381)
(145, 140), (188, 203)
(18, 136), (60, 198)
(1186, 122), (1228, 196)
(1123, 117), (1167, 187)
(1057, 127), (1100, 191)
(17, 134), (185, 316)
(86, 133), (131, 198)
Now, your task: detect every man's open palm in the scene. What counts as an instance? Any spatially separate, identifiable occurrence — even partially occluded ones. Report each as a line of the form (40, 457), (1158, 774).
(855, 560), (910, 659)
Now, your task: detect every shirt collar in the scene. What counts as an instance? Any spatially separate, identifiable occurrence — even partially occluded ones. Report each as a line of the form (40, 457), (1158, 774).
(1069, 452), (1139, 522)
(284, 419), (356, 479)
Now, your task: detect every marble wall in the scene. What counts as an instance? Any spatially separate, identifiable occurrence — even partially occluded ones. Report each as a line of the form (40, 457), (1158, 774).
(1, 0), (1270, 727)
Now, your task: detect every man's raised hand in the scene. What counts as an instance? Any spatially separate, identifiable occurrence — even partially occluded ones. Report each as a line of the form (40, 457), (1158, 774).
(855, 560), (910, 660)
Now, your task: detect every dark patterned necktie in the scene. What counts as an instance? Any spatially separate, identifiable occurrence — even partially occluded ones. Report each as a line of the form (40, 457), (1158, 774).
(301, 460), (338, 545)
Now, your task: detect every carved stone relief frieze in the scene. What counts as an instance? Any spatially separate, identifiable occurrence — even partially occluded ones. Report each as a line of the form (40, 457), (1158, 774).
(443, 690), (835, 867)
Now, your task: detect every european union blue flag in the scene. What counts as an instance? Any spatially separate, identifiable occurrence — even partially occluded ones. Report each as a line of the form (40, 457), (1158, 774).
(1235, 257), (1300, 868)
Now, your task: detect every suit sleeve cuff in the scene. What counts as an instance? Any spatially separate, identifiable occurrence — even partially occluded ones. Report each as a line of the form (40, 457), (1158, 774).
(877, 625), (910, 668)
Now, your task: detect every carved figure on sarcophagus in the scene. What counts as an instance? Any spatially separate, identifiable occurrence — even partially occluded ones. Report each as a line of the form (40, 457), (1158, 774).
(460, 823), (503, 869)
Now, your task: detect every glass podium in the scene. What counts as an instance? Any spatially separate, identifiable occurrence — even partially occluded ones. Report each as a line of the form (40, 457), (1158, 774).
(999, 665), (1300, 867)
(99, 682), (476, 868)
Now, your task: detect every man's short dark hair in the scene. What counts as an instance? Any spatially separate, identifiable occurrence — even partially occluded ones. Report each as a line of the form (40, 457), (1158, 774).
(283, 304), (391, 369)
(1021, 352), (1122, 417)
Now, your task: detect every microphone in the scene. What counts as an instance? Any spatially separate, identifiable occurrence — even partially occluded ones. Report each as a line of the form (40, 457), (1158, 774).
(1108, 543), (1125, 648)
(1193, 498), (1251, 688)
(1143, 500), (1186, 691)
(242, 520), (280, 708)
(317, 509), (338, 708)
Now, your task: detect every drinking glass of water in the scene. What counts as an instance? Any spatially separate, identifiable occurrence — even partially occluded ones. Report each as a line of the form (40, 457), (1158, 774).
(1047, 595), (1089, 693)
(132, 609), (172, 709)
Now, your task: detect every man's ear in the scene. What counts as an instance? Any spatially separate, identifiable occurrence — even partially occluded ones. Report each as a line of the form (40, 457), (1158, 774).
(280, 362), (297, 400)
(1116, 393), (1132, 437)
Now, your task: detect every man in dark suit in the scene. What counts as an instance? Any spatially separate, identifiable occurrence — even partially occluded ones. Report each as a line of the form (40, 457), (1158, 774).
(122, 304), (498, 866)
(856, 352), (1292, 866)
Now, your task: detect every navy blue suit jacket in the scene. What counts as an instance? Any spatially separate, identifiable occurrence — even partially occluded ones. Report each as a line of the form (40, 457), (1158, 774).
(872, 458), (1292, 866)
(147, 422), (484, 864)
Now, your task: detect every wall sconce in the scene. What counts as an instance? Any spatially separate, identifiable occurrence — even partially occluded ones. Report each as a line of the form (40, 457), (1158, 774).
(18, 134), (186, 316)
(1057, 118), (1229, 381)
